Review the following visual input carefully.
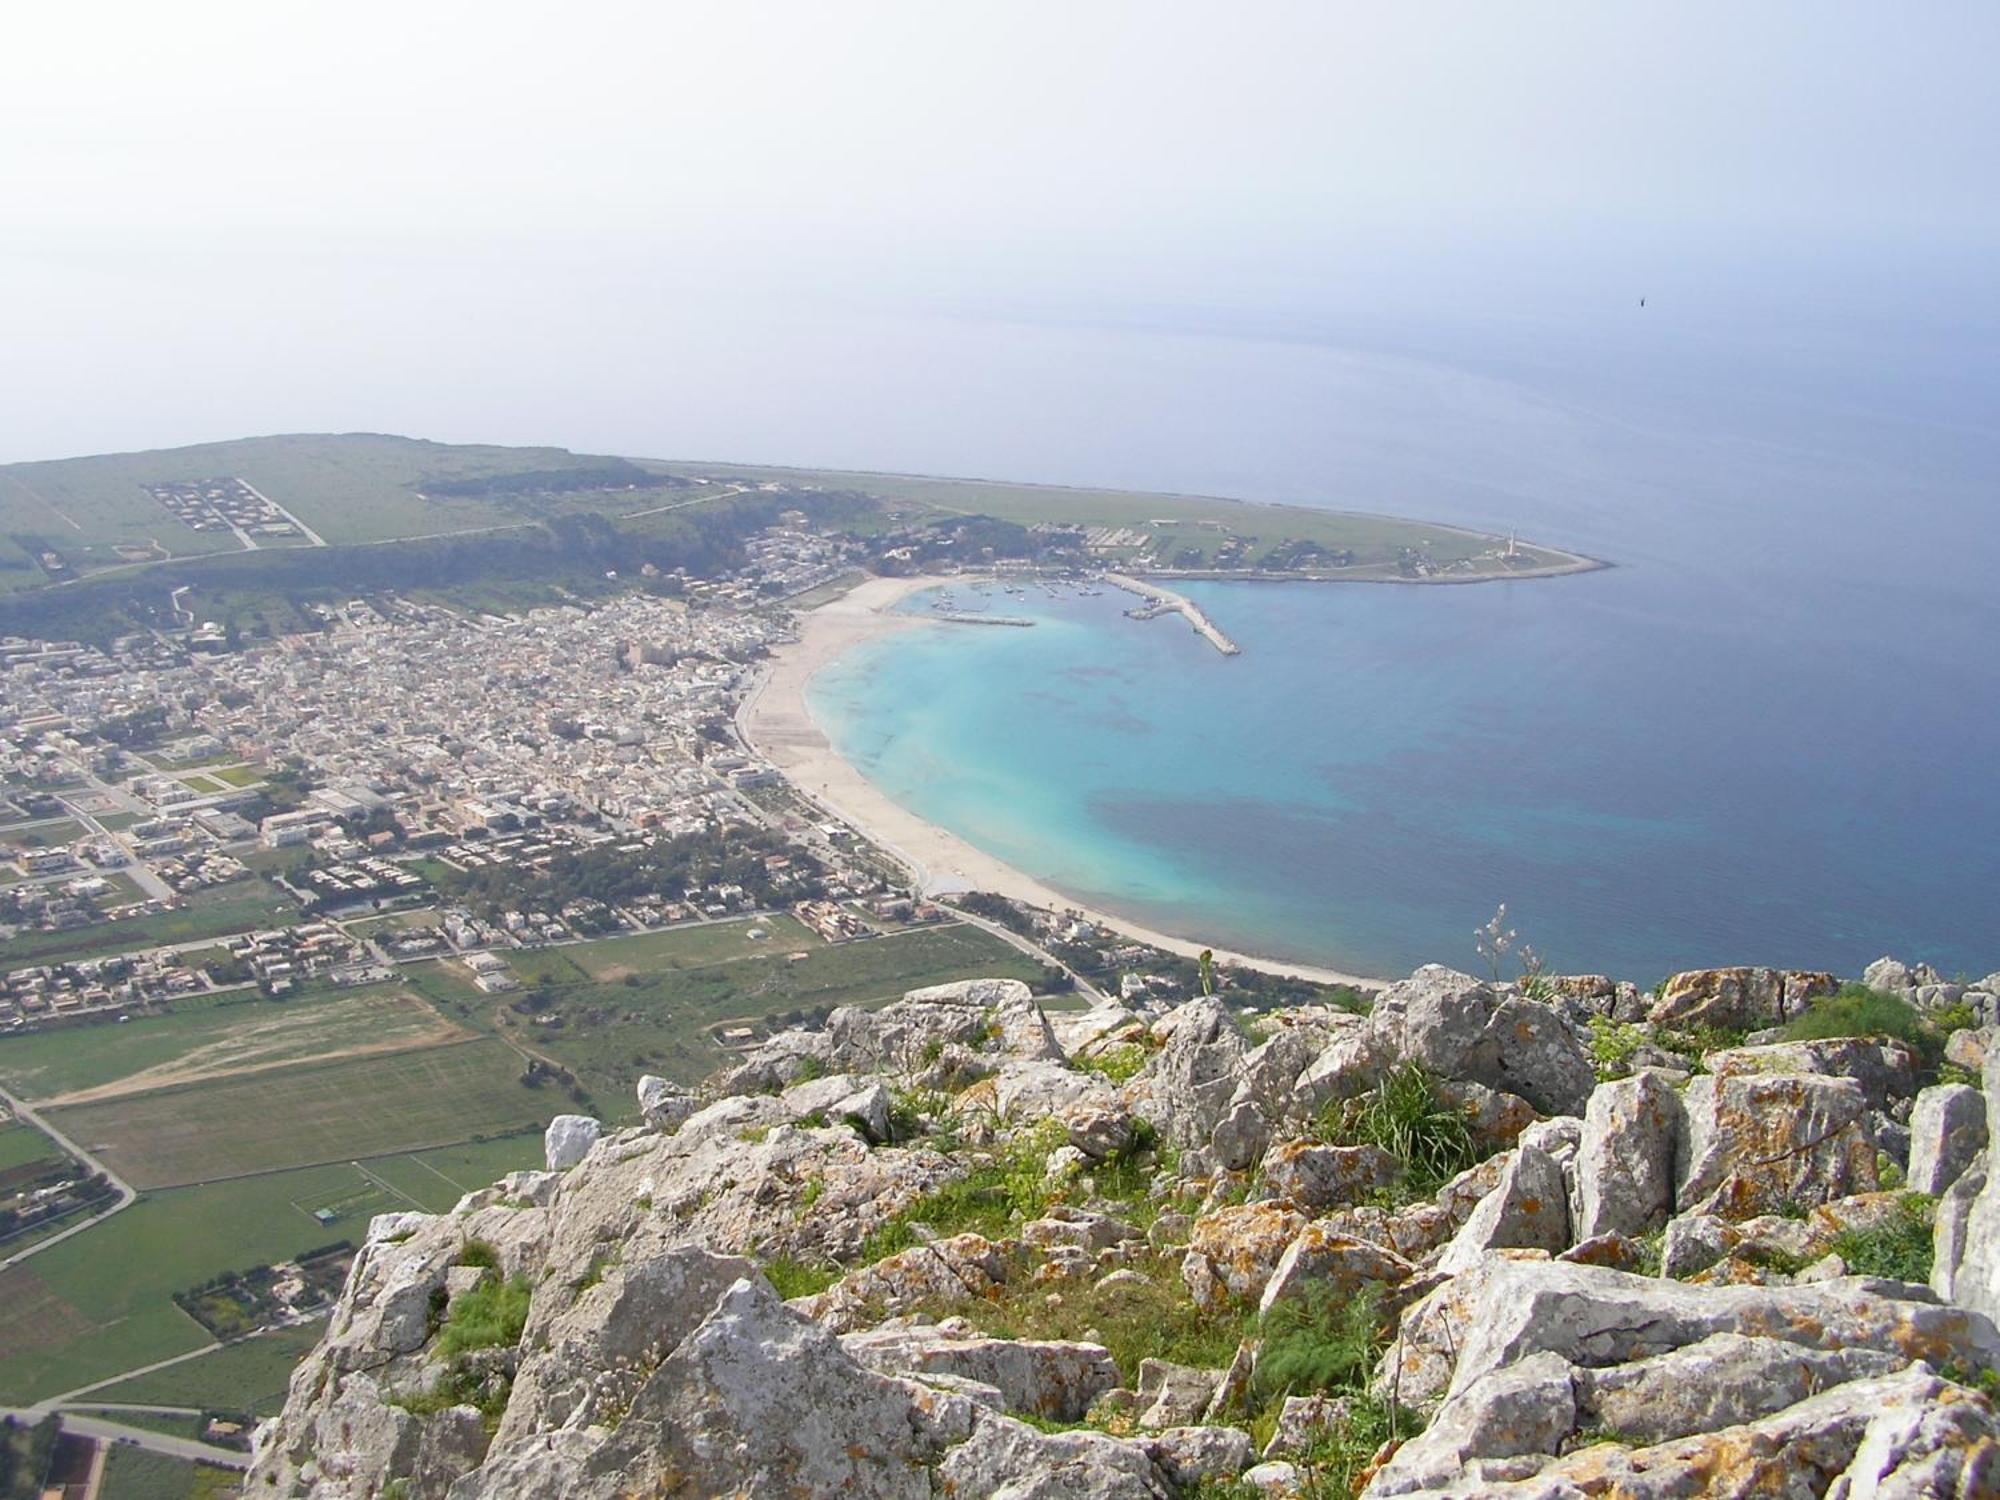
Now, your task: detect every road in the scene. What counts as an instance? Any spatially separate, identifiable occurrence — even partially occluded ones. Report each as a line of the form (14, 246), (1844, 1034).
(0, 1405), (249, 1469)
(0, 1081), (137, 1271)
(234, 479), (327, 548)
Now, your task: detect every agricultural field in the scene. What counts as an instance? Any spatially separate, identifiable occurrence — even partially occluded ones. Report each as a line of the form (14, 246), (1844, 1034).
(0, 983), (469, 1105)
(565, 913), (822, 977)
(44, 1037), (551, 1188)
(89, 1318), (328, 1415)
(0, 1117), (62, 1172)
(0, 1129), (541, 1406)
(0, 888), (297, 968)
(413, 919), (1049, 1106)
(99, 1445), (241, 1500)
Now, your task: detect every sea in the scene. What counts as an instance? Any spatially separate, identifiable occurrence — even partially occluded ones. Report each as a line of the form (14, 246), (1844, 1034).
(803, 303), (2000, 984)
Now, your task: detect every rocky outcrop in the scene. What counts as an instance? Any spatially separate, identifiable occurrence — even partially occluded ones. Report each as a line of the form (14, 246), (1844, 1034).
(247, 961), (2000, 1500)
(1647, 965), (1838, 1031)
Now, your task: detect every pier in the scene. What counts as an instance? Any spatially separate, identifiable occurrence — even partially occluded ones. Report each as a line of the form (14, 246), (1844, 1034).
(1103, 573), (1241, 656)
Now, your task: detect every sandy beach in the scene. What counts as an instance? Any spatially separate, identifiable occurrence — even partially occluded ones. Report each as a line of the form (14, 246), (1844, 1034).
(736, 573), (1383, 989)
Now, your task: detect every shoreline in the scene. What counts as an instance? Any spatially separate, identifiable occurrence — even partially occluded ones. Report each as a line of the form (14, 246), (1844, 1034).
(735, 572), (1385, 990)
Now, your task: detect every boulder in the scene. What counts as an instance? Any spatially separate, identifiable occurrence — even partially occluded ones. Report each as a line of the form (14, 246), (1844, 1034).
(1675, 1070), (1876, 1219)
(1378, 1256), (2000, 1411)
(1646, 966), (1837, 1031)
(543, 1113), (601, 1171)
(1062, 1101), (1137, 1161)
(635, 1074), (694, 1132)
(1909, 1083), (1988, 1196)
(1366, 965), (1594, 1116)
(782, 1071), (894, 1141)
(1935, 1164), (1987, 1302)
(1124, 997), (1250, 1150)
(1134, 1358), (1222, 1429)
(1137, 1426), (1255, 1490)
(1706, 1036), (1919, 1113)
(841, 1327), (1119, 1421)
(1435, 1145), (1571, 1275)
(989, 1058), (1110, 1123)
(1258, 1226), (1414, 1317)
(1573, 1070), (1680, 1239)
(936, 1416), (1170, 1499)
(1181, 1200), (1309, 1310)
(1257, 1140), (1400, 1212)
(797, 1233), (1009, 1333)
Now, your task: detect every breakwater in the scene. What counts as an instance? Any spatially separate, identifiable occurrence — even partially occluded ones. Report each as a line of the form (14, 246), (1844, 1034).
(1103, 573), (1241, 655)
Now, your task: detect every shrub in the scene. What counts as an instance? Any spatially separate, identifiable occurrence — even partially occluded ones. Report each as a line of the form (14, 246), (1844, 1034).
(1318, 1062), (1481, 1196)
(455, 1238), (500, 1271)
(1255, 1282), (1390, 1402)
(1830, 1194), (1935, 1282)
(1780, 984), (1943, 1070)
(436, 1275), (532, 1357)
(1590, 1021), (1648, 1081)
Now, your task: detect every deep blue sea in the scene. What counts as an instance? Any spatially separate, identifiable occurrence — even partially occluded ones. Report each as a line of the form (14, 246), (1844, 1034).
(804, 310), (2000, 984)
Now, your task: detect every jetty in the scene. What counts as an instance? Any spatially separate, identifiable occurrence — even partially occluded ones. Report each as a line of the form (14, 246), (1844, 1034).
(1103, 573), (1241, 656)
(936, 613), (1034, 628)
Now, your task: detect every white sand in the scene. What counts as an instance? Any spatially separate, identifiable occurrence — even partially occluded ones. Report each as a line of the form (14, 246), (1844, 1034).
(737, 573), (1382, 988)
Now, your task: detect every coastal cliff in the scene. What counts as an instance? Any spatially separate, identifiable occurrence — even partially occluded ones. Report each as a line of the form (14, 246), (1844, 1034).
(247, 961), (2000, 1498)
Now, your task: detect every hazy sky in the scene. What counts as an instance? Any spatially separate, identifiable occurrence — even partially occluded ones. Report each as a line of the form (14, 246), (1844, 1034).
(4, 2), (1995, 465)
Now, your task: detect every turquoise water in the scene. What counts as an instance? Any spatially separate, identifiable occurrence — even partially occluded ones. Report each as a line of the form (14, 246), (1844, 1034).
(806, 323), (2000, 983)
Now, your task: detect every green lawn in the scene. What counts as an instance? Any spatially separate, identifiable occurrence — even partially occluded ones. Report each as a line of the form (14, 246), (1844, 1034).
(89, 1319), (328, 1416)
(0, 890), (297, 968)
(0, 1160), (411, 1403)
(351, 1132), (543, 1210)
(99, 1444), (232, 1500)
(45, 1038), (554, 1188)
(209, 765), (265, 788)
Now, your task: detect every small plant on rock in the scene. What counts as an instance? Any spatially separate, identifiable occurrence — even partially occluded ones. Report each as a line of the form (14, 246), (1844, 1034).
(1318, 1061), (1481, 1196)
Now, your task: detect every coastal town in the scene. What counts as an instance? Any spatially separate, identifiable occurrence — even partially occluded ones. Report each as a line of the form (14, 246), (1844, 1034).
(0, 464), (1582, 1488)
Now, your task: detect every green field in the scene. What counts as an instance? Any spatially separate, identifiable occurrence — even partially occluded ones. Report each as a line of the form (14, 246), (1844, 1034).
(99, 1445), (241, 1500)
(5, 817), (84, 850)
(0, 1117), (62, 1169)
(0, 1160), (405, 1401)
(0, 983), (463, 1103)
(0, 889), (296, 968)
(411, 920), (1046, 1106)
(90, 1319), (328, 1415)
(209, 765), (265, 788)
(45, 1038), (552, 1188)
(566, 914), (822, 977)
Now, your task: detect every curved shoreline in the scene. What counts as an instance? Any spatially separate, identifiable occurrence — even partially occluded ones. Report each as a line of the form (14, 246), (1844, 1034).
(735, 573), (1385, 989)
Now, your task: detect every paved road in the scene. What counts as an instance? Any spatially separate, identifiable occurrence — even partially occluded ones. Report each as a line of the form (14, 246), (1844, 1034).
(0, 1082), (137, 1271)
(0, 1405), (249, 1469)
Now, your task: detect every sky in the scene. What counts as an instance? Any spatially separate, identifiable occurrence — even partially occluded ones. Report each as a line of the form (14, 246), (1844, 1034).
(2, 1), (1996, 465)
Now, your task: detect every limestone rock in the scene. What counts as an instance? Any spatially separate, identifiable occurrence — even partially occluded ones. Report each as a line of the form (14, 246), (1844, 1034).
(1259, 1226), (1414, 1317)
(1138, 1425), (1256, 1490)
(1124, 997), (1250, 1150)
(1706, 1035), (1920, 1112)
(936, 1415), (1171, 1499)
(1574, 1070), (1680, 1239)
(1363, 1349), (1577, 1496)
(1181, 1199), (1309, 1310)
(1134, 1358), (1222, 1429)
(782, 1071), (893, 1141)
(797, 1233), (1009, 1333)
(1909, 1083), (1988, 1196)
(1378, 1256), (2000, 1411)
(1258, 1140), (1400, 1212)
(1935, 1163), (1987, 1302)
(635, 1074), (694, 1132)
(543, 1113), (601, 1171)
(1676, 1070), (1876, 1219)
(1366, 965), (1594, 1116)
(1647, 966), (1837, 1031)
(408, 1405), (489, 1500)
(841, 1326), (1118, 1421)
(1063, 1101), (1137, 1161)
(1435, 1145), (1570, 1276)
